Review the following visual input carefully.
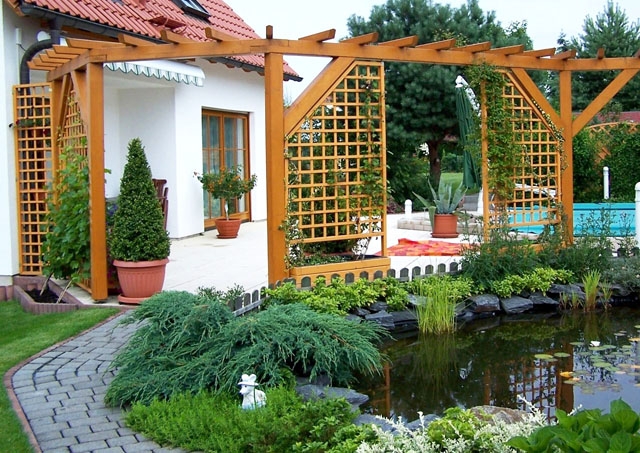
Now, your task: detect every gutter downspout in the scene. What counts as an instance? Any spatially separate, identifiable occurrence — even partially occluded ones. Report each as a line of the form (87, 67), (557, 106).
(19, 19), (61, 84)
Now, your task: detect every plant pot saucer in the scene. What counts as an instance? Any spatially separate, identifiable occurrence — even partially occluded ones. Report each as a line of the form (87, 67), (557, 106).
(117, 294), (146, 305)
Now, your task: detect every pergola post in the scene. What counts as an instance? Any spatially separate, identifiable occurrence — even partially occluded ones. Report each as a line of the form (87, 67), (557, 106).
(264, 51), (287, 284)
(86, 63), (108, 300)
(559, 70), (574, 242)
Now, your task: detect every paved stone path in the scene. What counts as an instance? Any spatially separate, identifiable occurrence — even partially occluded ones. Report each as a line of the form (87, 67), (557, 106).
(9, 313), (183, 453)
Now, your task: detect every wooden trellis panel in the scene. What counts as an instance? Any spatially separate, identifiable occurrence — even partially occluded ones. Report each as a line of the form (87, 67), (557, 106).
(587, 121), (638, 161)
(14, 83), (53, 275)
(285, 62), (386, 255)
(13, 84), (87, 276)
(60, 91), (89, 158)
(485, 72), (563, 233)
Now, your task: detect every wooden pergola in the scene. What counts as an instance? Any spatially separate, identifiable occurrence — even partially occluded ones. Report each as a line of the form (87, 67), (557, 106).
(26, 26), (640, 300)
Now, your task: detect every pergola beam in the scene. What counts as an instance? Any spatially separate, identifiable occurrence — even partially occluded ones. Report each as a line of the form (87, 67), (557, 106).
(299, 29), (336, 42)
(42, 37), (640, 83)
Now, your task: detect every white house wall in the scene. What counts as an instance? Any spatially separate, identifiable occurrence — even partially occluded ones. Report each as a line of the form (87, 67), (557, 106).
(104, 60), (268, 240)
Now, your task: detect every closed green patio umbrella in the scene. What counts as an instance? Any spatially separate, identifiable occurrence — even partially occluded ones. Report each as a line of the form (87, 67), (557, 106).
(455, 76), (480, 189)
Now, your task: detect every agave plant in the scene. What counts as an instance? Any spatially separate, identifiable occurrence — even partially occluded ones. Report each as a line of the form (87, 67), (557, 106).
(426, 180), (467, 214)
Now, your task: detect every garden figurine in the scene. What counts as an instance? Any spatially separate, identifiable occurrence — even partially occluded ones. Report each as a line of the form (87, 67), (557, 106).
(238, 373), (266, 410)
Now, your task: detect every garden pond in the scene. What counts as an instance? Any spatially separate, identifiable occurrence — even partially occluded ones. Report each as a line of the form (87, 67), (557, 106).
(357, 308), (640, 421)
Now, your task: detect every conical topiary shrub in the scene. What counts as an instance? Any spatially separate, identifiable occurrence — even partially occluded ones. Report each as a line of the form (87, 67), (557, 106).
(110, 138), (170, 304)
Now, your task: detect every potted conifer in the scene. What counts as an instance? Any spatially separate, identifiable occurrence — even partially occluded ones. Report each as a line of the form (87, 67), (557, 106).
(109, 138), (171, 304)
(197, 165), (257, 238)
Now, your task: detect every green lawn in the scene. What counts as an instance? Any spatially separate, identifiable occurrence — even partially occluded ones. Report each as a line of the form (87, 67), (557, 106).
(0, 301), (119, 452)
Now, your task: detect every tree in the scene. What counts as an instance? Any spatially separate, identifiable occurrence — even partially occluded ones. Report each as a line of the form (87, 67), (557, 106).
(347, 0), (533, 202)
(552, 2), (640, 111)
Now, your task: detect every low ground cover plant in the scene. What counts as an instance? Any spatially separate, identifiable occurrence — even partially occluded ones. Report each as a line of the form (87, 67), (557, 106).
(263, 276), (409, 315)
(490, 267), (574, 298)
(105, 290), (387, 407)
(126, 386), (376, 452)
(356, 405), (546, 452)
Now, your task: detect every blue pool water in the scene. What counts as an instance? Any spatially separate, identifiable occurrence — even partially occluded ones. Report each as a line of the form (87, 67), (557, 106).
(515, 202), (635, 236)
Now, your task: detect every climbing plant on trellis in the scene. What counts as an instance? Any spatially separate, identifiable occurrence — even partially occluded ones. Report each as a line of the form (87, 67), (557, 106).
(284, 62), (386, 267)
(13, 84), (88, 275)
(482, 71), (564, 234)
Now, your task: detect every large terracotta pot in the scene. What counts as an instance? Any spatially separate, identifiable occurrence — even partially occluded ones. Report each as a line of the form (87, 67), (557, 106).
(216, 218), (242, 239)
(431, 213), (459, 238)
(113, 258), (169, 305)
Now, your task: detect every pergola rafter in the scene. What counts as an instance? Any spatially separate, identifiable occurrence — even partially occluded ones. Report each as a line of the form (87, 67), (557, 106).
(21, 27), (640, 297)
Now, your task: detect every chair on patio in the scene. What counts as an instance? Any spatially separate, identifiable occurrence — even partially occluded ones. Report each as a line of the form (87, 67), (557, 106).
(152, 178), (169, 230)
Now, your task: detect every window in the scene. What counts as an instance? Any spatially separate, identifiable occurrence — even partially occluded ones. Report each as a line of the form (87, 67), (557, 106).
(201, 110), (251, 229)
(172, 0), (210, 20)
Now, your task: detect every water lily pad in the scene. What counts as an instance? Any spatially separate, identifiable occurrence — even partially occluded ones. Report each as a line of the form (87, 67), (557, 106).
(564, 380), (578, 385)
(560, 371), (574, 377)
(593, 361), (609, 368)
(629, 337), (640, 342)
(554, 352), (571, 358)
(535, 353), (554, 360)
(570, 341), (583, 346)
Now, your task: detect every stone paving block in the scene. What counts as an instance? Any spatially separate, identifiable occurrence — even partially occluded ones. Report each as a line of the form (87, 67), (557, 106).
(32, 420), (69, 436)
(39, 435), (77, 450)
(47, 384), (74, 396)
(55, 402), (89, 414)
(69, 388), (97, 399)
(18, 390), (50, 404)
(54, 409), (90, 423)
(107, 435), (139, 448)
(91, 421), (121, 433)
(89, 407), (122, 418)
(36, 429), (63, 442)
(34, 373), (57, 384)
(122, 440), (162, 452)
(77, 429), (119, 443)
(74, 379), (102, 390)
(69, 415), (109, 428)
(61, 424), (93, 438)
(70, 439), (109, 452)
(21, 399), (61, 414)
(36, 379), (64, 391)
(93, 447), (125, 453)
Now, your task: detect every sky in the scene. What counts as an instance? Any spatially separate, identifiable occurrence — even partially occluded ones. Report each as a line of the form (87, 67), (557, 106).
(231, 0), (640, 100)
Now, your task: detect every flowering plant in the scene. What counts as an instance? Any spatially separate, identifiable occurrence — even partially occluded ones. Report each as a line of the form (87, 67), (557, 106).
(197, 166), (257, 220)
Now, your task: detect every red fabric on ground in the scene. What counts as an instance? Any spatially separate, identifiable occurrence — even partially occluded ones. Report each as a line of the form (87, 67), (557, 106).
(384, 238), (464, 256)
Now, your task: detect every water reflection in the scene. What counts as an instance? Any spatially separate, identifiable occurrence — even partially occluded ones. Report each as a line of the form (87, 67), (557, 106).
(358, 309), (640, 421)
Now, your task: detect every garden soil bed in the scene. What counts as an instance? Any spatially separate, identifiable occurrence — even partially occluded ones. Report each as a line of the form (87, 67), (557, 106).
(12, 275), (83, 314)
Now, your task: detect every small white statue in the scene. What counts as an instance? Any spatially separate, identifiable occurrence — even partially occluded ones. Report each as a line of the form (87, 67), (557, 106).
(238, 373), (266, 410)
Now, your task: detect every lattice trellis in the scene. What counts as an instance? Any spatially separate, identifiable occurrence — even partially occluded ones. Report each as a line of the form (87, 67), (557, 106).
(14, 83), (53, 275)
(485, 72), (563, 232)
(14, 84), (87, 275)
(285, 62), (386, 257)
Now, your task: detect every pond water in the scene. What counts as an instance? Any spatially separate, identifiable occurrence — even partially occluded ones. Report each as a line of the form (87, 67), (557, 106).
(357, 308), (640, 421)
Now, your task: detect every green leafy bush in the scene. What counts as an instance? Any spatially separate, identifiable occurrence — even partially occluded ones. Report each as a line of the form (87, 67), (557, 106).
(603, 255), (640, 293)
(460, 225), (539, 292)
(490, 267), (574, 298)
(125, 387), (376, 453)
(41, 149), (90, 285)
(105, 291), (386, 406)
(263, 277), (409, 315)
(603, 123), (640, 202)
(508, 399), (640, 453)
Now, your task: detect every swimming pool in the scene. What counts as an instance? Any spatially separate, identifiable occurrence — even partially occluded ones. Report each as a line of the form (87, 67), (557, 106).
(515, 202), (635, 236)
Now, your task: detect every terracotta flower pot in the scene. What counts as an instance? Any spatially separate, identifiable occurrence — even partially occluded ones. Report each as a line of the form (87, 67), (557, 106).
(431, 213), (459, 238)
(113, 258), (168, 305)
(216, 218), (242, 239)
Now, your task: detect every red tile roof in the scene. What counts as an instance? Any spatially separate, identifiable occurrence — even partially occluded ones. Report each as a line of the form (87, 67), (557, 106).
(14, 0), (299, 79)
